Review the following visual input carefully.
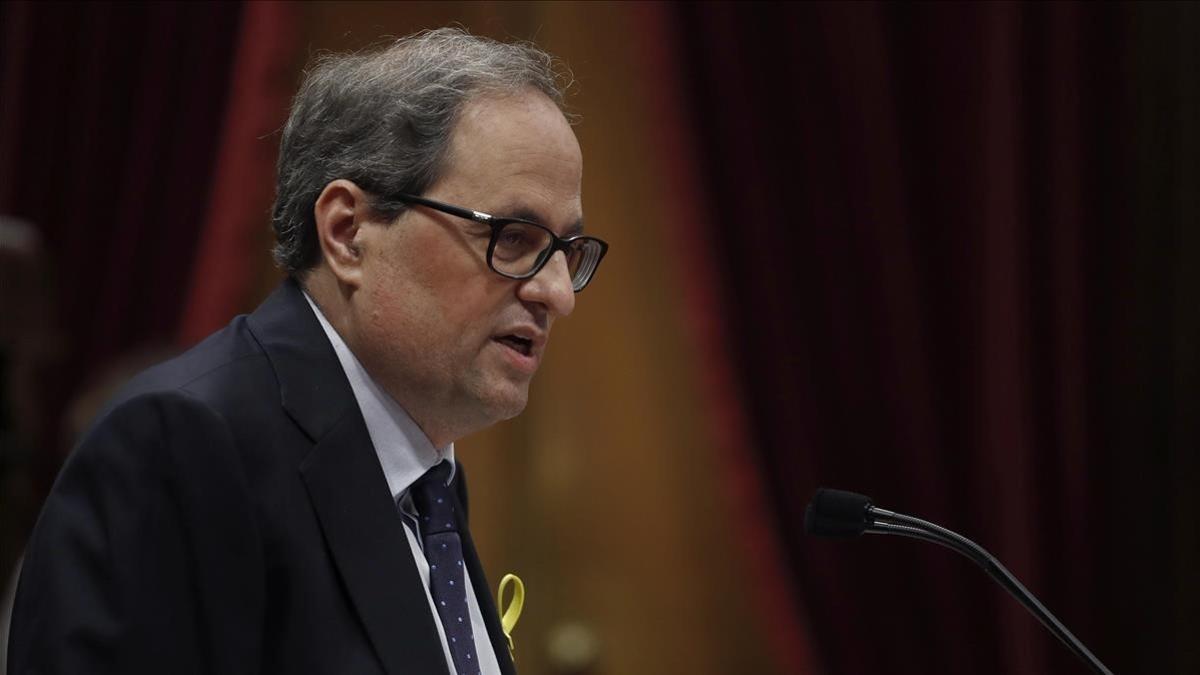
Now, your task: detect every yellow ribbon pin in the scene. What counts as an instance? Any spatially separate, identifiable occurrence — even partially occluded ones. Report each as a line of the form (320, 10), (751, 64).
(497, 573), (525, 659)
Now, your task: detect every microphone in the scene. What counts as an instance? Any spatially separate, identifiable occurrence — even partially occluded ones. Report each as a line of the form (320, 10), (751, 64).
(804, 488), (1114, 675)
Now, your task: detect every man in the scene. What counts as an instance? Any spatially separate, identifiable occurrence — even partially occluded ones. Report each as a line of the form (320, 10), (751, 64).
(7, 28), (606, 674)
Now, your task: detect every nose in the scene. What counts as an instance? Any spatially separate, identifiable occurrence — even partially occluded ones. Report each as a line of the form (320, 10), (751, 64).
(517, 251), (576, 318)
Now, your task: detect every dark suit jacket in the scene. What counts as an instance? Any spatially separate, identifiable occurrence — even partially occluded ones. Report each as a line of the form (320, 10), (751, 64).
(8, 280), (516, 675)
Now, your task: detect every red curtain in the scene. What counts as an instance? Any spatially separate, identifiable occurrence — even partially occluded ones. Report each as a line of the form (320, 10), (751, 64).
(5, 4), (1198, 673)
(630, 4), (820, 672)
(178, 1), (296, 346)
(0, 1), (243, 484)
(670, 3), (1200, 674)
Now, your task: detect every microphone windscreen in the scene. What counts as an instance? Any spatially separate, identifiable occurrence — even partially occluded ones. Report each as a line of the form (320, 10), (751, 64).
(804, 488), (873, 537)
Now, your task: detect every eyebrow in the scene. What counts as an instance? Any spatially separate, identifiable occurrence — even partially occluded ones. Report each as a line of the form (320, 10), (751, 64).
(506, 207), (585, 238)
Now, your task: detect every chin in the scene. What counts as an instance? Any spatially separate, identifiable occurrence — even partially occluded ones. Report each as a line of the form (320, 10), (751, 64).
(476, 383), (530, 422)
(491, 394), (529, 422)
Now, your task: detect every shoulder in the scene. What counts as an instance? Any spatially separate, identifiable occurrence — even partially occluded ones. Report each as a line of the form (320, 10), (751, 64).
(62, 315), (284, 493)
(65, 388), (244, 498)
(108, 315), (271, 415)
(77, 312), (292, 454)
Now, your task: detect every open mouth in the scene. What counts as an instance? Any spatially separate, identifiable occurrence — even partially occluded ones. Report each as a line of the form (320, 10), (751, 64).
(494, 335), (533, 357)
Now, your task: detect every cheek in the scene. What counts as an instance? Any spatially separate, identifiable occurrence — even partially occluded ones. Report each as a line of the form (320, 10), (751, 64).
(365, 230), (505, 346)
(360, 286), (425, 365)
(392, 225), (482, 294)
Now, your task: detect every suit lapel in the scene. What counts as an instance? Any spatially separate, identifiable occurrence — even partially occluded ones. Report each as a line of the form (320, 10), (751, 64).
(300, 414), (450, 675)
(248, 281), (450, 675)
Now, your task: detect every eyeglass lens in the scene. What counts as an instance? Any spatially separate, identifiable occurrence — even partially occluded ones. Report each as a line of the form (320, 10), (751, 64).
(491, 222), (603, 291)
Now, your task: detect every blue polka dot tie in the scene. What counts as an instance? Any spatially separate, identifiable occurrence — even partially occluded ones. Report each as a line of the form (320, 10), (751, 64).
(410, 461), (479, 675)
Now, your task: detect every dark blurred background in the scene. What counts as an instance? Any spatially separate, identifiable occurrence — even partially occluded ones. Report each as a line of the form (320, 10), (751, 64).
(1, 2), (1197, 674)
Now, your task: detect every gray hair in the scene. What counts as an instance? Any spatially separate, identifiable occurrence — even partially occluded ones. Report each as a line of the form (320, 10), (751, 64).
(271, 28), (572, 276)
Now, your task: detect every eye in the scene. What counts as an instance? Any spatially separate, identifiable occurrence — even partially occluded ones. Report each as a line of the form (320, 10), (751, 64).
(492, 223), (551, 262)
(498, 229), (531, 247)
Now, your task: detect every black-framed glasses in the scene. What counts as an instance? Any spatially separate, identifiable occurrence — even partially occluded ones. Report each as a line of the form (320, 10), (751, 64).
(392, 193), (608, 292)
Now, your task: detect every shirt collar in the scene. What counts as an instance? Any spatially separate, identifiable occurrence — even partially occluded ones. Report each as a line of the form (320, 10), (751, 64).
(303, 291), (455, 500)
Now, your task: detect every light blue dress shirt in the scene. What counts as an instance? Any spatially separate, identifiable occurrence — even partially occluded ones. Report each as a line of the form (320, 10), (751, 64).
(304, 293), (501, 675)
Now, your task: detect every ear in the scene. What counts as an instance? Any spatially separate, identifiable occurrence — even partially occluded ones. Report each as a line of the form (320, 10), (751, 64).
(313, 179), (371, 288)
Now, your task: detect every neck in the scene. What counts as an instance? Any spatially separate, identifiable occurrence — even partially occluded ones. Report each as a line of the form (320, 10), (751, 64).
(303, 267), (473, 449)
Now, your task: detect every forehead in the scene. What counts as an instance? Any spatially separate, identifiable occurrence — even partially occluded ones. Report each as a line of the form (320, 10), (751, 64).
(436, 89), (583, 229)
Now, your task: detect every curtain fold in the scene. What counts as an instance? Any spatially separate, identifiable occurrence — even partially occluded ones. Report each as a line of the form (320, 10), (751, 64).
(671, 3), (1200, 673)
(0, 1), (244, 485)
(178, 1), (297, 346)
(628, 4), (820, 673)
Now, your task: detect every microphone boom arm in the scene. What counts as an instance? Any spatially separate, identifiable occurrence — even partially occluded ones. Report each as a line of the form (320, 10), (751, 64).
(866, 507), (1114, 675)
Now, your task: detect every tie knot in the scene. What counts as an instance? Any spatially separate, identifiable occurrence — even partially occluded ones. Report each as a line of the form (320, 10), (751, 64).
(410, 461), (457, 534)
